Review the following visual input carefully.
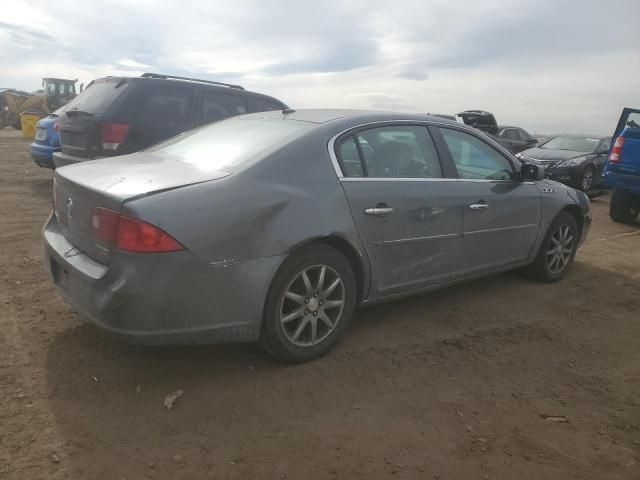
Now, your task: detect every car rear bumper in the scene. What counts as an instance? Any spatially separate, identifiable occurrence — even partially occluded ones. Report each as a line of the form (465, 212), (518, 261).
(603, 171), (640, 194)
(30, 143), (58, 169)
(43, 212), (284, 345)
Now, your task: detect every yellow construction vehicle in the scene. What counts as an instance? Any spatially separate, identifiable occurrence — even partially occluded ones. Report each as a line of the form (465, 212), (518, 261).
(0, 78), (78, 129)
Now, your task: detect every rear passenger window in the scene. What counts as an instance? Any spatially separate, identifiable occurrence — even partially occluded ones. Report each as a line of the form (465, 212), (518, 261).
(337, 126), (442, 178)
(253, 97), (282, 112)
(518, 129), (531, 141)
(201, 92), (247, 124)
(337, 136), (365, 177)
(137, 87), (193, 127)
(502, 129), (518, 140)
(357, 126), (442, 178)
(440, 128), (514, 180)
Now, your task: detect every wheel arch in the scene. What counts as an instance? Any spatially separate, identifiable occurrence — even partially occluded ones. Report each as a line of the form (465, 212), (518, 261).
(284, 235), (370, 304)
(559, 204), (584, 239)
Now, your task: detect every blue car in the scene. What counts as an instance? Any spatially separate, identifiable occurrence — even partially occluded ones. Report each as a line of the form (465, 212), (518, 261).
(603, 107), (640, 223)
(30, 114), (60, 169)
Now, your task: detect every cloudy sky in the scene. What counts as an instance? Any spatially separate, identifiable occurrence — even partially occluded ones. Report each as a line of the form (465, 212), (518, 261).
(1, 0), (638, 134)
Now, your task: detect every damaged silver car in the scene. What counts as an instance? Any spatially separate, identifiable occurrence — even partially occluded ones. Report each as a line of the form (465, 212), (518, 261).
(44, 109), (591, 362)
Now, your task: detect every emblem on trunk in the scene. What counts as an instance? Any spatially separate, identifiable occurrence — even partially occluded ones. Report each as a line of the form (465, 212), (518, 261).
(65, 197), (74, 219)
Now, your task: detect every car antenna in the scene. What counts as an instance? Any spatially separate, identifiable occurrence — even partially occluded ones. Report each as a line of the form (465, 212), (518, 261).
(282, 108), (296, 115)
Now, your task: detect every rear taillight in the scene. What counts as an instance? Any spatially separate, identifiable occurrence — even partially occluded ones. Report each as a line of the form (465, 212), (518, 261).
(91, 208), (184, 253)
(53, 120), (59, 131)
(100, 123), (130, 151)
(609, 136), (624, 164)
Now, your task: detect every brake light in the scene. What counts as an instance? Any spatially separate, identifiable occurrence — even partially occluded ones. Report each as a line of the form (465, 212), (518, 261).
(609, 136), (624, 164)
(91, 208), (184, 253)
(53, 120), (59, 131)
(100, 123), (130, 151)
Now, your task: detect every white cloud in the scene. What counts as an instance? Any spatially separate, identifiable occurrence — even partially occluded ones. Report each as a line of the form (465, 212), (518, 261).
(0, 0), (638, 134)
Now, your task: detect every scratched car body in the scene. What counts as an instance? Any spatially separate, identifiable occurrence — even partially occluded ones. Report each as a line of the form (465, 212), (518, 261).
(44, 110), (592, 362)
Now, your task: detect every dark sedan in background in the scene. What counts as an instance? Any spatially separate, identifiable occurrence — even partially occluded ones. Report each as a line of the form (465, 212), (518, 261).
(495, 125), (538, 153)
(44, 110), (591, 363)
(516, 135), (612, 192)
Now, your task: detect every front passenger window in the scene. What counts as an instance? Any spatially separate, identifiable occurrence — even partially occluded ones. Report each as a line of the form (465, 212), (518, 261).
(440, 128), (515, 180)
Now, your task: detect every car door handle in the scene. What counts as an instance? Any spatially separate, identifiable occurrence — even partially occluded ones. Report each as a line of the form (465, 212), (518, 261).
(469, 203), (490, 210)
(364, 207), (394, 216)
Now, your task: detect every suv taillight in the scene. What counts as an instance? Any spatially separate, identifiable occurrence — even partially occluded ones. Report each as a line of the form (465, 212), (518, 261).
(91, 207), (184, 253)
(100, 123), (130, 152)
(53, 120), (59, 131)
(609, 136), (624, 164)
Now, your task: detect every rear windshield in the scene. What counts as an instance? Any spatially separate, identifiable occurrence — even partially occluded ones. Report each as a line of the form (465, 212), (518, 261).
(541, 136), (601, 152)
(62, 79), (128, 115)
(146, 117), (310, 172)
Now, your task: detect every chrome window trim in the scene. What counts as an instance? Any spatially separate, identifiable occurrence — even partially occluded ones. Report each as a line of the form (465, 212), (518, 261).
(327, 119), (521, 180)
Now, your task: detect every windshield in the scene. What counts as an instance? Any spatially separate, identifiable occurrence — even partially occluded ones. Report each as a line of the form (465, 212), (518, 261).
(62, 79), (127, 115)
(147, 117), (311, 172)
(541, 135), (601, 152)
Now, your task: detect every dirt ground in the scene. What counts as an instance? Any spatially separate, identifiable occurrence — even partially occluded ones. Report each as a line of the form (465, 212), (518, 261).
(1, 127), (639, 480)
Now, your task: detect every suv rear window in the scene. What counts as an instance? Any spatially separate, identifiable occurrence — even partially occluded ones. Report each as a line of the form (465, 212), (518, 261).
(62, 79), (128, 115)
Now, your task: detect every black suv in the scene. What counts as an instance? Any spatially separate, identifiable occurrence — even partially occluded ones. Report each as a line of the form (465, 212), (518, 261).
(53, 73), (288, 168)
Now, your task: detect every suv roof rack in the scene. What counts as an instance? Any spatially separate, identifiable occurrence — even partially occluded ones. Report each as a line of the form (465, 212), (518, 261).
(140, 73), (245, 90)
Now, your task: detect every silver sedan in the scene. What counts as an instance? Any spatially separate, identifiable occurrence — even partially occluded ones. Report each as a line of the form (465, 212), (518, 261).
(44, 110), (591, 362)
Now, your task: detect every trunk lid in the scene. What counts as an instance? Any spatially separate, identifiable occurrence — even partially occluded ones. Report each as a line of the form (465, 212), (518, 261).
(53, 152), (230, 264)
(456, 110), (499, 135)
(59, 78), (131, 158)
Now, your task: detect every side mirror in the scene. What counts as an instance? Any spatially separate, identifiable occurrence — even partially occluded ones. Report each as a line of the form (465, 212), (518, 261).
(521, 162), (545, 181)
(528, 138), (538, 145)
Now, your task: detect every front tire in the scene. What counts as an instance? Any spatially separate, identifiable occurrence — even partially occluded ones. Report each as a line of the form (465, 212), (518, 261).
(524, 212), (579, 283)
(578, 165), (594, 192)
(610, 189), (640, 224)
(259, 244), (357, 363)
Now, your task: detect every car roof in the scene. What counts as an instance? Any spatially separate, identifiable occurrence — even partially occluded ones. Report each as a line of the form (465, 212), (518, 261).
(252, 108), (460, 126)
(552, 134), (609, 139)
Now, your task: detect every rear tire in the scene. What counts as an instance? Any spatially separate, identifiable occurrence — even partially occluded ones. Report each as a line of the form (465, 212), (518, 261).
(524, 212), (579, 283)
(259, 244), (357, 363)
(610, 189), (640, 224)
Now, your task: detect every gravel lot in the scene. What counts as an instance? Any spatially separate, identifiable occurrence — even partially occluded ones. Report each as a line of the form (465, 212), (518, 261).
(1, 128), (639, 480)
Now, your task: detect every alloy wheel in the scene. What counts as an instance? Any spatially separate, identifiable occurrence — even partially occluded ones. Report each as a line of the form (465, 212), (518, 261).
(581, 168), (593, 191)
(279, 265), (345, 347)
(546, 224), (574, 274)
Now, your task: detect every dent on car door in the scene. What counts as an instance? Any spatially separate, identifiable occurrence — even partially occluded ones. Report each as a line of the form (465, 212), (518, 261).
(435, 127), (541, 277)
(335, 125), (463, 297)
